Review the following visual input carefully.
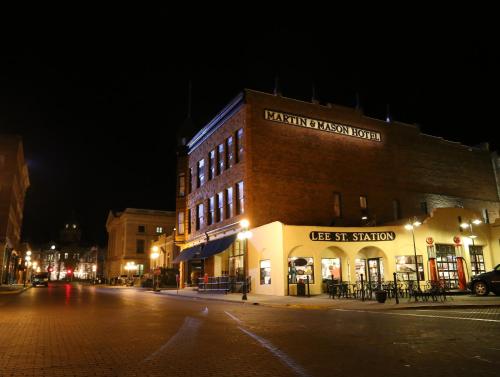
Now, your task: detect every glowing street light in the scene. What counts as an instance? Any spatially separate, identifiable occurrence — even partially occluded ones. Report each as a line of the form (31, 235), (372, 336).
(404, 217), (422, 297)
(151, 247), (160, 291)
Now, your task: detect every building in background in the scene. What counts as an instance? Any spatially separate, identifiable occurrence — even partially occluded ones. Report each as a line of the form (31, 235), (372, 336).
(174, 89), (500, 295)
(105, 208), (175, 283)
(0, 135), (30, 285)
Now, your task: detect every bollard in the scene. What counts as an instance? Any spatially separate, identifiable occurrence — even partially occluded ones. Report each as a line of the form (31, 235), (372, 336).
(306, 275), (310, 297)
(393, 272), (399, 304)
(361, 273), (365, 301)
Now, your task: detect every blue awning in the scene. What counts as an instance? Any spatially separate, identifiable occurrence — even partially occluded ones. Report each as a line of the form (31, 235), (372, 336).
(200, 234), (237, 259)
(173, 244), (203, 263)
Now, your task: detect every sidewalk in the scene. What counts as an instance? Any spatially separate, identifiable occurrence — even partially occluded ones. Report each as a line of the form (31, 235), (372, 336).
(153, 288), (500, 311)
(0, 284), (30, 295)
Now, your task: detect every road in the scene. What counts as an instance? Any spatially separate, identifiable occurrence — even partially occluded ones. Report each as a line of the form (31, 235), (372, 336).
(0, 283), (499, 377)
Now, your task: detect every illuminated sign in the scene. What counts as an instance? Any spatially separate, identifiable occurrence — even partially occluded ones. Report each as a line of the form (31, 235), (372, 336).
(264, 109), (382, 142)
(310, 231), (396, 242)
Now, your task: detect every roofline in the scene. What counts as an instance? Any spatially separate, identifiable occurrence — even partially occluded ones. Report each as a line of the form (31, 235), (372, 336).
(187, 92), (245, 153)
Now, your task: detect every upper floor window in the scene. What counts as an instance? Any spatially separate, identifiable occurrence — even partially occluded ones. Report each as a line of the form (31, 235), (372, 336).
(136, 239), (145, 253)
(64, 253), (68, 259)
(197, 159), (205, 188)
(420, 201), (428, 215)
(138, 225), (145, 233)
(236, 128), (244, 163)
(359, 196), (368, 210)
(226, 136), (234, 169)
(178, 173), (185, 197)
(187, 208), (191, 234)
(226, 187), (233, 219)
(177, 211), (185, 235)
(483, 209), (490, 224)
(196, 203), (204, 230)
(236, 181), (244, 215)
(333, 192), (342, 218)
(208, 150), (215, 180)
(156, 226), (163, 234)
(208, 196), (215, 225)
(217, 144), (225, 175)
(217, 192), (224, 222)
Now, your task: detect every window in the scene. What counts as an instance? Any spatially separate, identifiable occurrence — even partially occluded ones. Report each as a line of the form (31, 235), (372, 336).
(395, 255), (424, 281)
(226, 187), (233, 219)
(229, 240), (244, 280)
(420, 201), (428, 215)
(138, 225), (145, 233)
(236, 128), (244, 163)
(483, 209), (490, 224)
(64, 253), (68, 259)
(187, 209), (191, 234)
(392, 199), (401, 220)
(208, 150), (215, 180)
(236, 181), (244, 215)
(359, 196), (367, 209)
(469, 246), (486, 275)
(436, 244), (458, 289)
(196, 203), (204, 230)
(207, 196), (215, 225)
(177, 211), (185, 235)
(226, 136), (234, 169)
(217, 192), (224, 222)
(217, 144), (224, 174)
(197, 159), (205, 188)
(136, 239), (145, 254)
(188, 168), (193, 194)
(178, 173), (185, 197)
(260, 260), (271, 285)
(333, 192), (342, 218)
(156, 226), (163, 234)
(321, 258), (341, 280)
(288, 257), (314, 284)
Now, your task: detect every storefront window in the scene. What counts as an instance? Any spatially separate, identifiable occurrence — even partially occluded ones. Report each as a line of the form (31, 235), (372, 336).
(288, 257), (314, 284)
(229, 240), (244, 280)
(321, 258), (340, 281)
(355, 259), (366, 282)
(260, 260), (271, 285)
(469, 246), (486, 275)
(436, 244), (458, 289)
(395, 255), (424, 281)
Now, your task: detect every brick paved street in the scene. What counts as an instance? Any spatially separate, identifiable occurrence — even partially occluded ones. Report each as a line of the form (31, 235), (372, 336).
(1, 283), (499, 377)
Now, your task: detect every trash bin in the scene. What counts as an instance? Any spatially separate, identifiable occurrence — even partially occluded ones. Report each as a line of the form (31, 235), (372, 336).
(297, 280), (306, 296)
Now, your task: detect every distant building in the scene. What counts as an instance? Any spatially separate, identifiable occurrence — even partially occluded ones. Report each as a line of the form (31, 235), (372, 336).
(174, 89), (500, 295)
(105, 208), (175, 281)
(0, 135), (30, 284)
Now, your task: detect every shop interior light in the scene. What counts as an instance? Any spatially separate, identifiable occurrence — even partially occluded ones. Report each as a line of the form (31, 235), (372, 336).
(472, 219), (482, 225)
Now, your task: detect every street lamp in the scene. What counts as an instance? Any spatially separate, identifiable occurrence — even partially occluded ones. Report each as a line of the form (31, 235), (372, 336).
(237, 219), (251, 300)
(150, 246), (160, 291)
(460, 218), (482, 246)
(404, 217), (421, 295)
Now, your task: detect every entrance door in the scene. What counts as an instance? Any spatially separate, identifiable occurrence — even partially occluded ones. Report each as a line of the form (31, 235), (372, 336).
(355, 259), (367, 282)
(368, 258), (384, 288)
(436, 244), (458, 289)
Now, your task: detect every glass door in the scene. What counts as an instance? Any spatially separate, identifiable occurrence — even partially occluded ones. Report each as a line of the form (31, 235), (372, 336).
(436, 244), (458, 289)
(368, 258), (384, 288)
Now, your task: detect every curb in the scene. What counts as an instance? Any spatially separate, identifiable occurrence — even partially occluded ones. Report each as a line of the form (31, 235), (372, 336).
(0, 286), (31, 295)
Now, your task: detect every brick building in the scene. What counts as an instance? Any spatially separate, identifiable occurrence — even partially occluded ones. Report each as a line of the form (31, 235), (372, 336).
(174, 90), (500, 295)
(0, 135), (30, 285)
(105, 208), (175, 282)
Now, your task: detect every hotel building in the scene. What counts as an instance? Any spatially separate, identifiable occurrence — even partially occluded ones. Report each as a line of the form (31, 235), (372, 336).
(174, 90), (500, 295)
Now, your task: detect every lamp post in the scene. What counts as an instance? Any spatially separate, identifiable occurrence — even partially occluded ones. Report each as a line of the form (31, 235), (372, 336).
(237, 219), (251, 300)
(151, 246), (160, 291)
(404, 218), (421, 294)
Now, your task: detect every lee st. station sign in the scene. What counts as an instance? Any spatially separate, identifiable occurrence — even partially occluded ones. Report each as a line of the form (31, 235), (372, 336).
(310, 231), (396, 242)
(264, 109), (382, 142)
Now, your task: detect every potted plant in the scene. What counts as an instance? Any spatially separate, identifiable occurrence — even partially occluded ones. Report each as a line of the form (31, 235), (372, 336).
(375, 289), (387, 303)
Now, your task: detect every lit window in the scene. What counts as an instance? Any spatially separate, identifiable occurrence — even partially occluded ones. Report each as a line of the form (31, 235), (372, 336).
(217, 192), (224, 222)
(197, 159), (205, 188)
(177, 212), (185, 235)
(226, 136), (233, 169)
(260, 260), (271, 285)
(360, 196), (367, 209)
(64, 253), (68, 259)
(208, 150), (215, 180)
(196, 203), (204, 230)
(236, 181), (244, 215)
(395, 255), (424, 281)
(156, 226), (163, 234)
(236, 128), (244, 163)
(217, 144), (224, 174)
(225, 187), (233, 219)
(208, 196), (215, 225)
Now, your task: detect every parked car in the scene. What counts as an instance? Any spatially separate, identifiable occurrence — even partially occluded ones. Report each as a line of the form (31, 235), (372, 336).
(468, 264), (500, 296)
(32, 272), (49, 287)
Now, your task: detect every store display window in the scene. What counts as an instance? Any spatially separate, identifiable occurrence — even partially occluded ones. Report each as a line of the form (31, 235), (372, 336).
(260, 260), (271, 285)
(288, 257), (314, 284)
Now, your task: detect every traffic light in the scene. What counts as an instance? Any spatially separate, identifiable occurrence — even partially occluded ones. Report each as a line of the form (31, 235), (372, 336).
(48, 267), (53, 272)
(67, 269), (72, 275)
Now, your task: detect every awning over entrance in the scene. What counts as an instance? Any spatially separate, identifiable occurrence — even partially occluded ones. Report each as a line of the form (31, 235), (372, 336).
(173, 244), (203, 263)
(200, 234), (237, 259)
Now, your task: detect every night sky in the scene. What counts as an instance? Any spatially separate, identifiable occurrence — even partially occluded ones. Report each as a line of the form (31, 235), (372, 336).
(0, 13), (498, 246)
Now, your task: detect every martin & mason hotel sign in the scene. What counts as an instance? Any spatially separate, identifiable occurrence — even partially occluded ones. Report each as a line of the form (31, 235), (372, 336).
(264, 109), (382, 142)
(310, 231), (396, 242)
